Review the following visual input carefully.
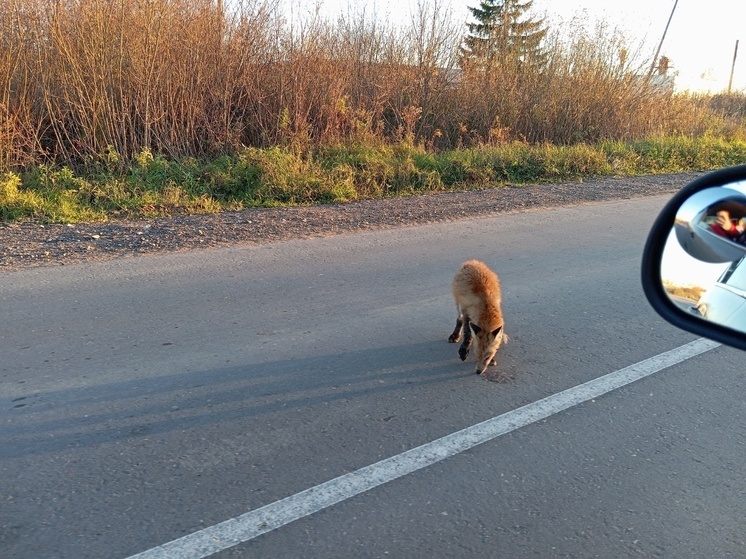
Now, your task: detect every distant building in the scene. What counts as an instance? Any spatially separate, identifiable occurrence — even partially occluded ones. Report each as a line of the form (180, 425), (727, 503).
(648, 56), (676, 94)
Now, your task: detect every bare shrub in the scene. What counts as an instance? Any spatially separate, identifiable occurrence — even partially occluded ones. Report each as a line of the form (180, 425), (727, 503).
(0, 0), (744, 171)
(0, 0), (46, 168)
(664, 281), (704, 302)
(455, 18), (676, 145)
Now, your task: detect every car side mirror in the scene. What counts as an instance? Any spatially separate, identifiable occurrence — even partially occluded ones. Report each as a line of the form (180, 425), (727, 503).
(642, 164), (746, 350)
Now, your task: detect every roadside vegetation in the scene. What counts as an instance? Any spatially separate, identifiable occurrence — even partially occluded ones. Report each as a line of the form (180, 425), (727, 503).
(663, 281), (705, 302)
(1, 0), (746, 223)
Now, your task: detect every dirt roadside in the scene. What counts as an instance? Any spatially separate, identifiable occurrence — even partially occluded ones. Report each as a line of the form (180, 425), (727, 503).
(0, 172), (699, 272)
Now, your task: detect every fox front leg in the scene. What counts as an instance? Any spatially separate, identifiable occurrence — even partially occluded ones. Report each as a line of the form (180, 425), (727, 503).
(458, 317), (473, 361)
(448, 316), (463, 343)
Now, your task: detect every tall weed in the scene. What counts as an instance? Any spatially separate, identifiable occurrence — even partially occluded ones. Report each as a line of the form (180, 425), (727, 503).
(1, 0), (745, 171)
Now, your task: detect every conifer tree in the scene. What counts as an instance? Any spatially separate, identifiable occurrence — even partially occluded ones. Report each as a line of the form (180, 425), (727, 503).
(461, 0), (547, 72)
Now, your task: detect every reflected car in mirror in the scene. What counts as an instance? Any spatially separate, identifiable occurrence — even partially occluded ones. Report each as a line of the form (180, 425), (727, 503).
(695, 256), (746, 330)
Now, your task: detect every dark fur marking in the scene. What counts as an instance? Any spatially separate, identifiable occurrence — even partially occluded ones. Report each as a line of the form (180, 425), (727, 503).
(448, 317), (463, 343)
(458, 317), (472, 361)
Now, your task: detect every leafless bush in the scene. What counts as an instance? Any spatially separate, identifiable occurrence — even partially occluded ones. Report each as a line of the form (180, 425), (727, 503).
(452, 17), (702, 145)
(707, 92), (746, 120)
(0, 0), (45, 168)
(0, 0), (739, 171)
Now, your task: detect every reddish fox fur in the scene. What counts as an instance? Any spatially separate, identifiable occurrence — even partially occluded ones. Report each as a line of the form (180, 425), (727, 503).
(448, 260), (507, 375)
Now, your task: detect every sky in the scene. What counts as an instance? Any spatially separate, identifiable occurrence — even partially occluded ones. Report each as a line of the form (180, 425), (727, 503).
(661, 231), (727, 289)
(294, 0), (745, 94)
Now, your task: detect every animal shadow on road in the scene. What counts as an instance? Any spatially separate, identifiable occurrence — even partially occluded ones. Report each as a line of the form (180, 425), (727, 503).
(1, 337), (510, 460)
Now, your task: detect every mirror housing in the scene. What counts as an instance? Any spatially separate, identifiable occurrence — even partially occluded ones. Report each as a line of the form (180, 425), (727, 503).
(642, 164), (746, 351)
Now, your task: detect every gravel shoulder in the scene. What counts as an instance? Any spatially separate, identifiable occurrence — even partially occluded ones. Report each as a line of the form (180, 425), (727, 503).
(0, 173), (698, 272)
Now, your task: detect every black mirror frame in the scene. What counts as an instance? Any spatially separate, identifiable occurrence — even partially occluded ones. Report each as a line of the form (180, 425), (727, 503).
(641, 164), (746, 351)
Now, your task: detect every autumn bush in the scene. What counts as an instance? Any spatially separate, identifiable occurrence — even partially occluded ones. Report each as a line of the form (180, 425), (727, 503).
(2, 0), (745, 167)
(1, 0), (746, 222)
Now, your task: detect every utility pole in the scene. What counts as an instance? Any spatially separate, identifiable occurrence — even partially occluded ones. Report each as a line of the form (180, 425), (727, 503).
(728, 40), (739, 93)
(648, 0), (679, 78)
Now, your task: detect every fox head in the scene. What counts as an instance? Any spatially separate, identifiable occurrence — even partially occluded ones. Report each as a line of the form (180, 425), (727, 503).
(469, 323), (505, 375)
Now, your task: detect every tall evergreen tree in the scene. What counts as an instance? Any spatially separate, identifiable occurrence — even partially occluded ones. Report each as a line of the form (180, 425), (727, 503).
(461, 0), (547, 72)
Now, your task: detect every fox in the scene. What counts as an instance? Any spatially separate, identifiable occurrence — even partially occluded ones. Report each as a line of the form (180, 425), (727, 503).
(448, 260), (507, 375)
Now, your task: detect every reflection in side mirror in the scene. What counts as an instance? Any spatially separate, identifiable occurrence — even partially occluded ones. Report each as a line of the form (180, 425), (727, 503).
(662, 230), (735, 324)
(674, 187), (746, 262)
(642, 165), (746, 351)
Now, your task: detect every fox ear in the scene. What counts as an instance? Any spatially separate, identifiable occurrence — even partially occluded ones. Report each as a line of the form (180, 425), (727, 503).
(491, 326), (503, 337)
(470, 323), (482, 334)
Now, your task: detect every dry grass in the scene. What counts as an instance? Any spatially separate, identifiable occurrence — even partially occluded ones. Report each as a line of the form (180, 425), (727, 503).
(664, 282), (705, 302)
(1, 0), (744, 172)
(3, 0), (746, 223)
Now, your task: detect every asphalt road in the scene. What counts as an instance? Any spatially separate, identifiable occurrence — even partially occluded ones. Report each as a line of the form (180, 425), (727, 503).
(2, 196), (745, 558)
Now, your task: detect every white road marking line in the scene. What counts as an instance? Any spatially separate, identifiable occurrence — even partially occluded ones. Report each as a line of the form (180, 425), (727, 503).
(126, 338), (720, 559)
